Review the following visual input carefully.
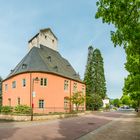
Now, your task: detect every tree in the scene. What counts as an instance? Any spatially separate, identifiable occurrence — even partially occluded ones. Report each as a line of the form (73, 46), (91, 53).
(84, 46), (107, 110)
(84, 46), (94, 109)
(92, 94), (103, 110)
(84, 46), (94, 95)
(113, 98), (121, 108)
(92, 49), (107, 99)
(121, 95), (132, 106)
(86, 94), (103, 110)
(96, 0), (140, 107)
(70, 91), (85, 111)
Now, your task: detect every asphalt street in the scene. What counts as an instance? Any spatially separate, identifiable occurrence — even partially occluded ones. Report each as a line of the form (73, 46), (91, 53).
(0, 111), (139, 140)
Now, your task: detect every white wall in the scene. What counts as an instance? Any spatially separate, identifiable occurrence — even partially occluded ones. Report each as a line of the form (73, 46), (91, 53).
(28, 30), (58, 51)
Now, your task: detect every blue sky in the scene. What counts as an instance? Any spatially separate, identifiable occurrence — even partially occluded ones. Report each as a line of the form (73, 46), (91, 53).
(0, 0), (128, 99)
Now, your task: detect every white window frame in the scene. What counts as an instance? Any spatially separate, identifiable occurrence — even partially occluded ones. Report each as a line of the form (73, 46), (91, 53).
(64, 80), (69, 91)
(5, 84), (8, 91)
(39, 100), (44, 108)
(73, 82), (77, 92)
(12, 81), (16, 88)
(40, 78), (47, 86)
(22, 79), (26, 87)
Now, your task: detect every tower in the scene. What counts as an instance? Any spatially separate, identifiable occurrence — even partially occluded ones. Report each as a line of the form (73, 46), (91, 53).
(28, 28), (58, 51)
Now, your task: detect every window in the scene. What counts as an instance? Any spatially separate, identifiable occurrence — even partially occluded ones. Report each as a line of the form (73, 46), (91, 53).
(40, 78), (43, 86)
(22, 64), (27, 69)
(44, 78), (47, 86)
(40, 78), (48, 86)
(47, 56), (51, 62)
(52, 39), (54, 43)
(12, 81), (16, 88)
(8, 98), (11, 106)
(73, 82), (77, 92)
(64, 80), (69, 91)
(39, 100), (44, 108)
(5, 84), (8, 91)
(64, 98), (69, 109)
(17, 98), (20, 105)
(22, 79), (26, 87)
(82, 85), (85, 94)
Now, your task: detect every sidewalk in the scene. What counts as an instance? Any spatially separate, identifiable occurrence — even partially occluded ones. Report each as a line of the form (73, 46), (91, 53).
(77, 111), (140, 140)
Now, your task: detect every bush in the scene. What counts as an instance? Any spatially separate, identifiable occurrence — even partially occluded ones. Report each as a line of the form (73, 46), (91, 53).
(113, 107), (117, 111)
(1, 106), (13, 114)
(14, 105), (31, 114)
(105, 104), (110, 110)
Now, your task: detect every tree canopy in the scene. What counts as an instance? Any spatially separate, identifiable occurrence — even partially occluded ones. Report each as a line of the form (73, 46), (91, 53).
(92, 49), (107, 99)
(96, 0), (140, 107)
(84, 46), (107, 110)
(70, 91), (85, 111)
(121, 95), (132, 106)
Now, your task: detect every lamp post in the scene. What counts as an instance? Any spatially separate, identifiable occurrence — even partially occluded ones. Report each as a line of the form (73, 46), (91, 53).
(31, 77), (39, 121)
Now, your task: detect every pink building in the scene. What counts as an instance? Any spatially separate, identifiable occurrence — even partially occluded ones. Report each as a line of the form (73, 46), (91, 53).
(2, 28), (85, 113)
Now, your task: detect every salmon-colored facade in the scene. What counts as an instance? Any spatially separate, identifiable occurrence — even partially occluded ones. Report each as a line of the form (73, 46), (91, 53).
(2, 28), (86, 113)
(3, 72), (85, 113)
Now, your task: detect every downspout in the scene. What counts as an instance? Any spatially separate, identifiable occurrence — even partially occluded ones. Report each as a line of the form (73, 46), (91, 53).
(70, 80), (72, 112)
(30, 73), (32, 108)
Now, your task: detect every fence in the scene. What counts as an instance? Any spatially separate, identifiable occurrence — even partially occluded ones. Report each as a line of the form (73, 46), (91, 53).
(33, 107), (85, 115)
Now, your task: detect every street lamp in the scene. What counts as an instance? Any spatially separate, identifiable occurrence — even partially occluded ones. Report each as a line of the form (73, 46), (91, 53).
(31, 77), (39, 121)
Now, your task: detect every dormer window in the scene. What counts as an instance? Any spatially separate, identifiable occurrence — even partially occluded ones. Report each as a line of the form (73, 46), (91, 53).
(45, 35), (47, 39)
(47, 56), (51, 62)
(52, 39), (54, 43)
(54, 66), (58, 72)
(22, 64), (27, 69)
(11, 70), (14, 73)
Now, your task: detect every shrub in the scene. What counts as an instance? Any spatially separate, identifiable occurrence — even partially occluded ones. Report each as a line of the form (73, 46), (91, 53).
(113, 107), (117, 111)
(1, 106), (13, 114)
(14, 105), (31, 114)
(105, 104), (110, 110)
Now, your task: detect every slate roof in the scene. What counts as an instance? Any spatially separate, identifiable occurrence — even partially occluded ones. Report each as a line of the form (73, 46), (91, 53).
(6, 45), (82, 82)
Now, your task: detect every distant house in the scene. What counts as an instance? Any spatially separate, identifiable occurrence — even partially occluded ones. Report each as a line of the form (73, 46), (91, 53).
(102, 98), (110, 108)
(2, 28), (86, 113)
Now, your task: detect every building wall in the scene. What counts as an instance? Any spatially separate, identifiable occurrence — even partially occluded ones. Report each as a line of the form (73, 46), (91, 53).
(2, 73), (31, 107)
(39, 32), (57, 51)
(28, 36), (39, 50)
(2, 72), (85, 113)
(28, 31), (58, 51)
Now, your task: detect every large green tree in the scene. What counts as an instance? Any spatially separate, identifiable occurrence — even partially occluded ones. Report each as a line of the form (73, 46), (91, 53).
(92, 49), (107, 99)
(113, 98), (121, 108)
(121, 95), (132, 106)
(96, 0), (140, 107)
(84, 46), (107, 110)
(84, 46), (94, 109)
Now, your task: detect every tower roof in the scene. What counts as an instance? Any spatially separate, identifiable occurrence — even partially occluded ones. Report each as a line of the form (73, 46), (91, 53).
(28, 28), (58, 43)
(5, 45), (82, 82)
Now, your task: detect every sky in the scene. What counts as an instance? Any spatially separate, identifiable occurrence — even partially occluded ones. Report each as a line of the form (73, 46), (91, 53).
(0, 0), (128, 99)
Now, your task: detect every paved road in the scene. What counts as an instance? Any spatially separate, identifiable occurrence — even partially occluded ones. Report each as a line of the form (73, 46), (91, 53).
(0, 111), (139, 140)
(78, 111), (140, 140)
